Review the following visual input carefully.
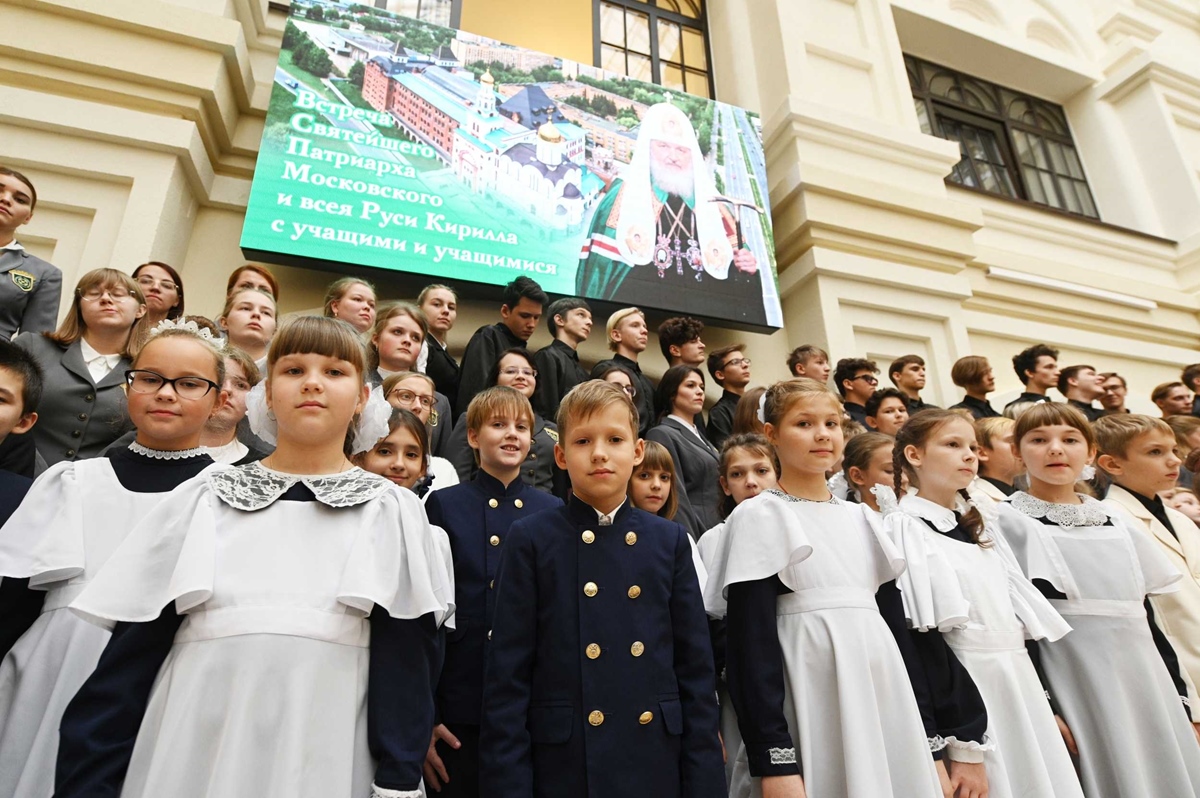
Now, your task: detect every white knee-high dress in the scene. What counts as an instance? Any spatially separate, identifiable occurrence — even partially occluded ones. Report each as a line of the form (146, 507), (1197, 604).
(0, 446), (214, 798)
(885, 492), (1085, 798)
(996, 492), (1200, 798)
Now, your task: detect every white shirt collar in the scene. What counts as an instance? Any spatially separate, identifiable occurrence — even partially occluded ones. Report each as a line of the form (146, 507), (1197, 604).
(1, 240), (23, 252)
(668, 413), (705, 441)
(595, 499), (627, 526)
(79, 337), (123, 368)
(898, 493), (962, 532)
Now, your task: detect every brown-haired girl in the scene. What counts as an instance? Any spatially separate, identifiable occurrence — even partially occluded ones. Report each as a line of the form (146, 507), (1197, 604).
(132, 261), (184, 325)
(996, 402), (1200, 797)
(703, 378), (952, 798)
(56, 316), (451, 798)
(15, 268), (147, 465)
(630, 440), (680, 521)
(217, 287), (276, 364)
(841, 432), (897, 511)
(0, 321), (224, 796)
(886, 409), (1081, 798)
(324, 276), (377, 334)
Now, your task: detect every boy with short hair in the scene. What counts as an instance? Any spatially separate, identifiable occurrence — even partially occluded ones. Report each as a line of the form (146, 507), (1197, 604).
(533, 298), (592, 421)
(658, 316), (706, 367)
(591, 307), (655, 436)
(833, 357), (878, 427)
(1097, 413), (1200, 729)
(972, 416), (1021, 502)
(864, 387), (909, 436)
(0, 338), (43, 655)
(481, 381), (723, 798)
(1058, 364), (1105, 422)
(705, 344), (750, 450)
(424, 386), (563, 798)
(889, 354), (936, 412)
(786, 344), (830, 382)
(456, 276), (548, 416)
(1004, 343), (1059, 415)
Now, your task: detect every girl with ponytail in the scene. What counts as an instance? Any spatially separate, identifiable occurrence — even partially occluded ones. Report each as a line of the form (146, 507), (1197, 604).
(885, 409), (1082, 798)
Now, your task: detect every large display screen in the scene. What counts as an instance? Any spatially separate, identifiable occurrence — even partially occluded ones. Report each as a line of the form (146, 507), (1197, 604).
(241, 0), (782, 328)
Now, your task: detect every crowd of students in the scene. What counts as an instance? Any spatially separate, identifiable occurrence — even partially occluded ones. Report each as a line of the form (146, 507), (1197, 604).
(4, 163), (1200, 797)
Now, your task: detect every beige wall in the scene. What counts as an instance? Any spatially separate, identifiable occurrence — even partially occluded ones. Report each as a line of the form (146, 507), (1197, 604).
(3, 0), (1200, 412)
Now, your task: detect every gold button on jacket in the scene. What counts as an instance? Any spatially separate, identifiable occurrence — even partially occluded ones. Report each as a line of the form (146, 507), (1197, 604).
(639, 711), (654, 725)
(627, 585), (641, 599)
(583, 581), (598, 597)
(489, 535), (500, 546)
(630, 641), (645, 657)
(625, 531), (637, 545)
(582, 530), (595, 544)
(515, 498), (524, 508)
(586, 643), (601, 659)
(588, 710), (604, 726)
(488, 498), (499, 508)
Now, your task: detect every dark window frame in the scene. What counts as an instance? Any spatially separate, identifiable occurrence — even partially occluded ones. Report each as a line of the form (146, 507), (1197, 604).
(592, 0), (715, 98)
(906, 54), (1099, 220)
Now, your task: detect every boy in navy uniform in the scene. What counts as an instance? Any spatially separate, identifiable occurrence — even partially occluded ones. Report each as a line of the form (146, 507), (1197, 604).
(424, 386), (563, 797)
(481, 381), (724, 798)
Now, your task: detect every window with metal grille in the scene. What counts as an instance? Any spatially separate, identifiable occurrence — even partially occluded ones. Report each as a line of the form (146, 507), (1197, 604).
(906, 54), (1098, 219)
(595, 0), (712, 98)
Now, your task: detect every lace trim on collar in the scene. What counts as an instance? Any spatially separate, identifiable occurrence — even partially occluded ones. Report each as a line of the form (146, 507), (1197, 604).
(209, 461), (392, 511)
(128, 442), (207, 461)
(766, 488), (840, 504)
(1009, 491), (1111, 527)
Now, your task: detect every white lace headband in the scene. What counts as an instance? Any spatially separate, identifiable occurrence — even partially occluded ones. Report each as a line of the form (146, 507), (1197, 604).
(246, 382), (391, 455)
(148, 317), (217, 342)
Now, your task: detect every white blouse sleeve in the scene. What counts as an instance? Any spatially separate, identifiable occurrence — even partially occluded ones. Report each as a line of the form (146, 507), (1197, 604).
(702, 492), (814, 618)
(428, 523), (456, 630)
(338, 486), (455, 628)
(878, 508), (970, 632)
(70, 472), (220, 628)
(0, 460), (82, 586)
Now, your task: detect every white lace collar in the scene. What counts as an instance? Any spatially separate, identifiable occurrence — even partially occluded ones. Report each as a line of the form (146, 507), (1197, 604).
(899, 494), (962, 532)
(128, 441), (207, 460)
(767, 488), (840, 504)
(1009, 491), (1111, 528)
(209, 461), (392, 511)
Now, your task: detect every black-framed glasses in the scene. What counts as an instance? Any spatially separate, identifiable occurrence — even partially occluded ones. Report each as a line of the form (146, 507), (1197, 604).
(852, 374), (879, 386)
(125, 369), (219, 400)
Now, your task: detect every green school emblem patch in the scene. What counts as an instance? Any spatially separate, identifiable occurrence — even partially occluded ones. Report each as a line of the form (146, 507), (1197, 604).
(9, 270), (34, 292)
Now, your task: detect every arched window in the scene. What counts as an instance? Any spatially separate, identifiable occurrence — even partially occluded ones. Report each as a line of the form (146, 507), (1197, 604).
(906, 54), (1098, 219)
(594, 0), (712, 98)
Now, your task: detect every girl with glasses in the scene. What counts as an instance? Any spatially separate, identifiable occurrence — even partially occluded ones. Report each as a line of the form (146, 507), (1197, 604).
(381, 371), (459, 498)
(0, 322), (224, 797)
(14, 268), (147, 465)
(444, 348), (563, 496)
(598, 363), (639, 399)
(131, 261), (184, 327)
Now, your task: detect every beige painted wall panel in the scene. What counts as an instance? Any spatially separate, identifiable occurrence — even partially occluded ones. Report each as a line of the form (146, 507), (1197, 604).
(460, 0), (593, 65)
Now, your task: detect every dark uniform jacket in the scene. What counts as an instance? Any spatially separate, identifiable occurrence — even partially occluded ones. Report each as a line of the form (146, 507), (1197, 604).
(456, 323), (525, 417)
(950, 395), (1001, 419)
(1003, 392), (1053, 415)
(443, 412), (563, 497)
(591, 355), (655, 438)
(1068, 399), (1104, 422)
(843, 401), (868, 427)
(14, 333), (132, 466)
(646, 418), (722, 538)
(706, 389), (741, 451)
(480, 498), (724, 798)
(426, 337), (461, 416)
(532, 339), (589, 421)
(0, 248), (62, 339)
(425, 473), (562, 726)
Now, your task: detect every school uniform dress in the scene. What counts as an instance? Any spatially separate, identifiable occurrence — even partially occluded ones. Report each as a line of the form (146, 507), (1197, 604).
(996, 492), (1200, 798)
(0, 245), (62, 339)
(706, 390), (740, 451)
(0, 444), (213, 798)
(425, 473), (562, 797)
(591, 356), (655, 437)
(13, 333), (133, 466)
(703, 490), (944, 798)
(950, 395), (1001, 419)
(646, 415), (721, 538)
(1104, 485), (1200, 708)
(55, 462), (453, 798)
(422, 336), (461, 415)
(443, 412), (563, 496)
(532, 339), (589, 421)
(480, 498), (725, 798)
(456, 323), (525, 417)
(887, 494), (1083, 798)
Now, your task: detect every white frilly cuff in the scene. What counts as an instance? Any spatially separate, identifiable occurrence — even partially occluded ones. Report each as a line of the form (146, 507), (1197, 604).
(930, 734), (995, 764)
(371, 785), (422, 798)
